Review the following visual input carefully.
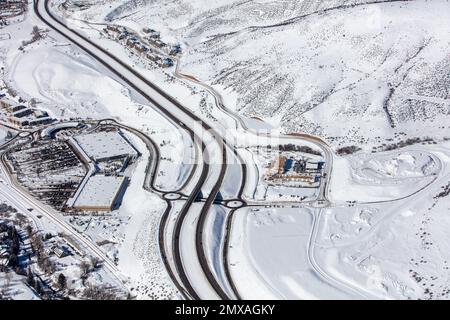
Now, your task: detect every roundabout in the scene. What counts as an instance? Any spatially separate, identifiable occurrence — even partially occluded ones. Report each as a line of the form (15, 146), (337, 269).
(224, 200), (246, 209)
(163, 192), (183, 201)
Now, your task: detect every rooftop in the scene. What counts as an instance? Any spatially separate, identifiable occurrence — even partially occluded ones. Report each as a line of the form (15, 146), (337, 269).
(70, 175), (126, 209)
(73, 130), (138, 161)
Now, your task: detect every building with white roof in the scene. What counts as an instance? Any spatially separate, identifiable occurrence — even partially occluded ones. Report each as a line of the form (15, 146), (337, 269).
(73, 130), (138, 162)
(67, 175), (127, 211)
(63, 129), (139, 212)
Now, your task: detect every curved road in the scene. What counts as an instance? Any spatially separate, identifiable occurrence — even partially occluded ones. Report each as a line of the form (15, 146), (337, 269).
(35, 0), (246, 300)
(28, 0), (367, 301)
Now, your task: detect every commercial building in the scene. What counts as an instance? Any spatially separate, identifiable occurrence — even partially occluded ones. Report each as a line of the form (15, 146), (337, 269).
(73, 130), (139, 162)
(12, 107), (33, 118)
(2, 98), (54, 128)
(7, 114), (53, 128)
(64, 129), (140, 212)
(67, 175), (127, 211)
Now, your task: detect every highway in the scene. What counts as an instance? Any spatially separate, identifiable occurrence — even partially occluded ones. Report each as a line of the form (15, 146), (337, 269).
(34, 0), (247, 300)
(20, 0), (344, 300)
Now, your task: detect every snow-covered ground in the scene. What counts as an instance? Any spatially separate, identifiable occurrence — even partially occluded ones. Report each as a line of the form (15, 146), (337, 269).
(314, 142), (450, 299)
(315, 193), (450, 299)
(228, 207), (360, 299)
(229, 142), (450, 300)
(1, 0), (449, 300)
(1, 4), (185, 299)
(0, 271), (40, 300)
(0, 127), (9, 143)
(329, 148), (441, 202)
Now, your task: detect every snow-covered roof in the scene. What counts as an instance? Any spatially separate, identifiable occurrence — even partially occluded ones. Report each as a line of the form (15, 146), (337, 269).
(70, 175), (126, 209)
(73, 130), (138, 161)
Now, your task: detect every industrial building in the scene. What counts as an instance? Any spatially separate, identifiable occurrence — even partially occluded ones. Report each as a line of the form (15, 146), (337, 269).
(67, 175), (127, 212)
(73, 130), (138, 162)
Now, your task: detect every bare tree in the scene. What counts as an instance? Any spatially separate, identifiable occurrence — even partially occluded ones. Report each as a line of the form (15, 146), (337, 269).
(30, 233), (43, 254)
(57, 273), (67, 291)
(79, 260), (91, 283)
(83, 284), (120, 300)
(89, 256), (100, 270)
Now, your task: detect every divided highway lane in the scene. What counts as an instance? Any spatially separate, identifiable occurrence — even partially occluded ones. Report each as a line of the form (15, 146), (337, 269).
(36, 0), (334, 300)
(101, 120), (227, 299)
(36, 0), (214, 300)
(98, 119), (199, 298)
(35, 0), (246, 300)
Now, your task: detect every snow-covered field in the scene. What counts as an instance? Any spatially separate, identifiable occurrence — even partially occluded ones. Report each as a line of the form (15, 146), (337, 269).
(229, 142), (450, 300)
(228, 207), (359, 299)
(10, 46), (127, 118)
(0, 271), (39, 300)
(314, 143), (450, 299)
(329, 148), (441, 202)
(315, 191), (450, 299)
(0, 127), (9, 143)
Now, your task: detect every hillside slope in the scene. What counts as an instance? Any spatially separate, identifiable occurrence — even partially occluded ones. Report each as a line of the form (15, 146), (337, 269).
(64, 0), (450, 147)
